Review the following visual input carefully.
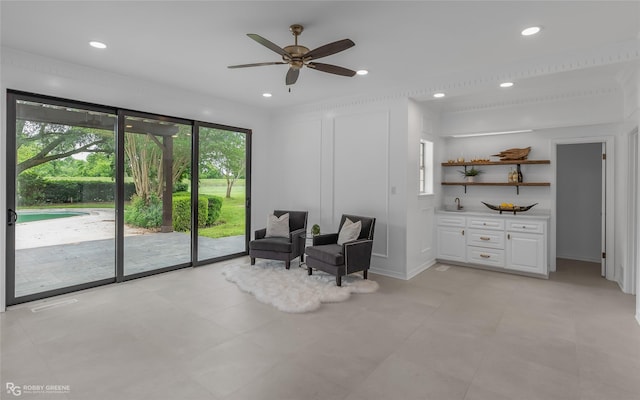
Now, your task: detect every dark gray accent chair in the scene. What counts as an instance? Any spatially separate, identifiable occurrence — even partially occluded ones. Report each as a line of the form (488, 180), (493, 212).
(249, 210), (308, 269)
(305, 214), (376, 286)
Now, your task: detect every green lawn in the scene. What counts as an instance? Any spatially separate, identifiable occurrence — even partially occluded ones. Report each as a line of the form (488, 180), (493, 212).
(197, 179), (246, 238)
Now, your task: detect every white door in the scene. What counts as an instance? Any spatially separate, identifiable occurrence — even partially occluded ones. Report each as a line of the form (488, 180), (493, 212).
(601, 143), (606, 277)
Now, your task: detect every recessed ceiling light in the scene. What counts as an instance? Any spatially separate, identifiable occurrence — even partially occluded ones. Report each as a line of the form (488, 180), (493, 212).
(521, 26), (541, 36)
(262, 93), (272, 98)
(356, 70), (368, 76)
(433, 93), (445, 98)
(500, 82), (514, 88)
(89, 41), (107, 49)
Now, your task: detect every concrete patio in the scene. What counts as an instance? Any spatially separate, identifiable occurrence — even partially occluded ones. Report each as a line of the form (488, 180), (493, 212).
(13, 209), (245, 298)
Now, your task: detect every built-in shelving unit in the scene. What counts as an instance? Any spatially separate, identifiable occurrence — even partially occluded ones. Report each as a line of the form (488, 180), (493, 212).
(441, 159), (551, 194)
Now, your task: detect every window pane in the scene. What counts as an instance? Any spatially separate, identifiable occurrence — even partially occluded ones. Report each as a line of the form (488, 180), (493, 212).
(14, 100), (116, 297)
(123, 116), (192, 275)
(197, 127), (247, 261)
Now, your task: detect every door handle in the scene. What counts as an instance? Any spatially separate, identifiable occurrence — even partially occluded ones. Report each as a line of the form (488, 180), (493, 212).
(7, 209), (18, 226)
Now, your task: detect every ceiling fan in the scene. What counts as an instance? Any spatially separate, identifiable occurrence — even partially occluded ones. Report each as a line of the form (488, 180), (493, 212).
(228, 24), (356, 86)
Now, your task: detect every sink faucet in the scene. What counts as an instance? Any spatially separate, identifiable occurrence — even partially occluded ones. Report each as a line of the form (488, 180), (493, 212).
(454, 197), (463, 210)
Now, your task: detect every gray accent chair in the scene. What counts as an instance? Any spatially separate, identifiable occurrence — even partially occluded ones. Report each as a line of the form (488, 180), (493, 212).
(249, 210), (308, 269)
(305, 214), (376, 286)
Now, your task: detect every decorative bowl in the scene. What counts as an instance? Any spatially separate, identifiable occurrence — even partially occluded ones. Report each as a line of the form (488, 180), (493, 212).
(482, 201), (537, 215)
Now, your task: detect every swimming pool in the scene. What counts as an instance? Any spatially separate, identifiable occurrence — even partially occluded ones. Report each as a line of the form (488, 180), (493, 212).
(17, 211), (89, 223)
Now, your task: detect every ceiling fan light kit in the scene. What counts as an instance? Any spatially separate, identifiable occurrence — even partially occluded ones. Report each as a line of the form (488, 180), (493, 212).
(228, 24), (357, 86)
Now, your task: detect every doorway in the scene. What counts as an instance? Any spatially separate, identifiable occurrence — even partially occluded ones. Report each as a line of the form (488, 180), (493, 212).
(5, 91), (251, 305)
(554, 139), (611, 279)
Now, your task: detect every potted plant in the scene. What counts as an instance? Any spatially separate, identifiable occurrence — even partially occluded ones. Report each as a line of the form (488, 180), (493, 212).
(459, 167), (483, 182)
(311, 224), (320, 236)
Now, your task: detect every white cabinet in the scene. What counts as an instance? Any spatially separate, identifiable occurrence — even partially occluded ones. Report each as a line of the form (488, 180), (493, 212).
(466, 217), (505, 268)
(437, 226), (466, 262)
(436, 215), (466, 263)
(436, 211), (548, 277)
(506, 231), (546, 275)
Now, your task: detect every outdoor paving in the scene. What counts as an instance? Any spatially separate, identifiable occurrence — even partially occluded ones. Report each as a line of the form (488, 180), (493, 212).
(15, 234), (245, 298)
(13, 209), (246, 298)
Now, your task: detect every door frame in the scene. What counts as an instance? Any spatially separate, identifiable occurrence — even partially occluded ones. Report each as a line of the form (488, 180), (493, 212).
(5, 90), (252, 307)
(5, 91), (119, 305)
(551, 136), (614, 281)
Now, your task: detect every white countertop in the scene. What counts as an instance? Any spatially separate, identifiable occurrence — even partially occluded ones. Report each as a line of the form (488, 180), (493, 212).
(436, 209), (551, 219)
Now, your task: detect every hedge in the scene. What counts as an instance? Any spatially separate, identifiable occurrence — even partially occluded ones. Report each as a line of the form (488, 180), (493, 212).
(17, 173), (136, 205)
(204, 195), (223, 225)
(172, 193), (208, 231)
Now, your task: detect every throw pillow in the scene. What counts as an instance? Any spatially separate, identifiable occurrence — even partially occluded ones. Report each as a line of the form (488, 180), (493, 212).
(266, 213), (290, 238)
(337, 218), (362, 245)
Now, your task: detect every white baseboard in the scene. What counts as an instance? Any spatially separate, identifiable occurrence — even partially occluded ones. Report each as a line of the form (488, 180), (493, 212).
(406, 259), (436, 280)
(368, 266), (406, 280)
(370, 259), (437, 281)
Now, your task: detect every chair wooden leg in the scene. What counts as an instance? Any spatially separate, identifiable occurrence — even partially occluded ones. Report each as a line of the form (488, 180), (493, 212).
(250, 257), (255, 265)
(336, 275), (342, 286)
(285, 260), (290, 270)
(308, 267), (312, 276)
(363, 269), (368, 280)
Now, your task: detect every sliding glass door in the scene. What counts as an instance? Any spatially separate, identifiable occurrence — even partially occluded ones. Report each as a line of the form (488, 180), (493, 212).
(197, 124), (250, 262)
(6, 91), (251, 305)
(6, 94), (117, 303)
(122, 114), (193, 276)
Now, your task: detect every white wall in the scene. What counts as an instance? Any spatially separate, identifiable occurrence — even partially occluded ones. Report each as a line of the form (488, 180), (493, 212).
(556, 143), (602, 263)
(0, 47), (272, 311)
(270, 97), (410, 279)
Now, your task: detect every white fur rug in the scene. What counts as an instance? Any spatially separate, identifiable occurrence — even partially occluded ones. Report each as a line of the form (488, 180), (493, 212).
(222, 261), (379, 313)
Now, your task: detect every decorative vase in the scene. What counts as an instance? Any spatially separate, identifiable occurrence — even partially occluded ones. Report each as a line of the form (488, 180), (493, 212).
(466, 176), (475, 183)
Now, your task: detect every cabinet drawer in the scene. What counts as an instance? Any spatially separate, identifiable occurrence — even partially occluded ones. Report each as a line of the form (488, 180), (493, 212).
(467, 229), (505, 249)
(467, 218), (504, 231)
(507, 219), (545, 234)
(467, 247), (505, 267)
(437, 215), (466, 227)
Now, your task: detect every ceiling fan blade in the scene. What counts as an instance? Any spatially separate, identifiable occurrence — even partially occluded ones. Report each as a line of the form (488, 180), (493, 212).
(247, 33), (291, 58)
(228, 61), (286, 69)
(307, 62), (356, 77)
(285, 68), (300, 85)
(305, 39), (355, 60)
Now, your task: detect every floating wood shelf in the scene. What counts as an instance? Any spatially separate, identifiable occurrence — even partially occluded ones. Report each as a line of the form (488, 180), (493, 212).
(441, 160), (550, 166)
(441, 182), (550, 187)
(441, 182), (550, 194)
(441, 159), (551, 194)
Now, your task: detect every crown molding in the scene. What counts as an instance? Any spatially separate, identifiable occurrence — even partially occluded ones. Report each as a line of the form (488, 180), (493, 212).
(280, 38), (640, 116)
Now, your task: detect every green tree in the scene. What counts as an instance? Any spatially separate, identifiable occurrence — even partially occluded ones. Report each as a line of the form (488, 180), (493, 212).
(82, 153), (114, 177)
(200, 129), (246, 198)
(16, 120), (113, 175)
(124, 128), (191, 201)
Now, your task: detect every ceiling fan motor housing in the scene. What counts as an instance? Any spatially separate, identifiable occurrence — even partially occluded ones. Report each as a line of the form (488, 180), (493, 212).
(228, 23), (356, 84)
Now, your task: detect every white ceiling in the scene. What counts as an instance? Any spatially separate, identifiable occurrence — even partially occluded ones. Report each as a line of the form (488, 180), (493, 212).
(1, 1), (638, 110)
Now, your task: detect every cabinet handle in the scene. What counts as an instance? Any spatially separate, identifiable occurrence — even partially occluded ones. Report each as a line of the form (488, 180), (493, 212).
(507, 234), (511, 240)
(480, 254), (490, 258)
(462, 230), (465, 236)
(480, 236), (490, 241)
(522, 225), (527, 229)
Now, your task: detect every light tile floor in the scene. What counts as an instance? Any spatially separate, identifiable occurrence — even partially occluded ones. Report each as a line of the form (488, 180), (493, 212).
(1, 258), (639, 400)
